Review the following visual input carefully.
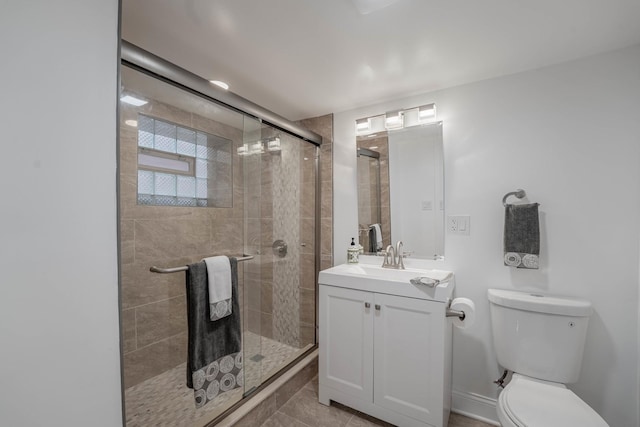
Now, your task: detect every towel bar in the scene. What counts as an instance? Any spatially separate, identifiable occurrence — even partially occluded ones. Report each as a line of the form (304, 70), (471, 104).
(150, 255), (254, 274)
(502, 189), (526, 207)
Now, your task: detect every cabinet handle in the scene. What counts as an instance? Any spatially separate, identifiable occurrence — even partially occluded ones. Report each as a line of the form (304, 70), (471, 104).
(375, 304), (381, 311)
(364, 302), (370, 308)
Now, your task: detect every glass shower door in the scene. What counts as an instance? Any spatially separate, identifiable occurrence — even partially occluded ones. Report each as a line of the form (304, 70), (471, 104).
(241, 123), (317, 390)
(119, 61), (318, 427)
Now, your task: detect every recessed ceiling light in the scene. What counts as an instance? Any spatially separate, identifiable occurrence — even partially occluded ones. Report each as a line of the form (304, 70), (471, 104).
(210, 80), (229, 90)
(120, 95), (148, 106)
(125, 119), (138, 127)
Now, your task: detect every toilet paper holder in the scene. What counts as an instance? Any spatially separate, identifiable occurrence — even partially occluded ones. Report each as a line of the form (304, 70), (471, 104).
(446, 304), (466, 321)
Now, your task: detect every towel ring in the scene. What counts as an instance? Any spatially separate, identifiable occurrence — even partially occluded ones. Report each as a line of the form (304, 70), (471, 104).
(502, 189), (526, 207)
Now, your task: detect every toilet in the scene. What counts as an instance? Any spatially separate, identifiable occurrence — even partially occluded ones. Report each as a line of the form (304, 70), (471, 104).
(488, 289), (609, 427)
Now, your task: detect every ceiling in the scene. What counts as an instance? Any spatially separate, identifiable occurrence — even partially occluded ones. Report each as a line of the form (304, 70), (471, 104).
(122, 0), (640, 121)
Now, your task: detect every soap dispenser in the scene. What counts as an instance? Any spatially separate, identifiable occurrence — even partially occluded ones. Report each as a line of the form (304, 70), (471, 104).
(347, 238), (359, 264)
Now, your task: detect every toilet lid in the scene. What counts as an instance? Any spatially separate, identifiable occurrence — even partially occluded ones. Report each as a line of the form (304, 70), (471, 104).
(502, 376), (609, 427)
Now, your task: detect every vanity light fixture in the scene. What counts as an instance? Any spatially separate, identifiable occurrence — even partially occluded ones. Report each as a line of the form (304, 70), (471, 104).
(267, 137), (281, 152)
(237, 144), (249, 156)
(356, 103), (436, 135)
(250, 141), (264, 155)
(120, 95), (148, 106)
(355, 118), (371, 134)
(125, 119), (138, 127)
(209, 80), (229, 90)
(385, 110), (404, 130)
(418, 103), (436, 121)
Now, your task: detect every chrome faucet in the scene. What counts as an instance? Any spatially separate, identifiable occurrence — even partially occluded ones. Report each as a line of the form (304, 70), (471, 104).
(382, 245), (396, 268)
(382, 241), (405, 269)
(396, 240), (405, 269)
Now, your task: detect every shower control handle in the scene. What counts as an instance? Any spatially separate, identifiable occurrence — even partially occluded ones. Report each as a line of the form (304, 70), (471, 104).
(272, 240), (288, 258)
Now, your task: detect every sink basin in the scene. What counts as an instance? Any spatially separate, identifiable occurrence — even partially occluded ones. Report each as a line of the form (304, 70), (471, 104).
(318, 262), (455, 303)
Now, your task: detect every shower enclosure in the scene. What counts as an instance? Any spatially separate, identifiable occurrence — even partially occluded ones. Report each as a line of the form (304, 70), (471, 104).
(118, 43), (320, 426)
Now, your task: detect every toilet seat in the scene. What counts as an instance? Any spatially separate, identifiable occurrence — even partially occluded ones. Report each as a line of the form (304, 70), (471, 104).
(497, 374), (609, 427)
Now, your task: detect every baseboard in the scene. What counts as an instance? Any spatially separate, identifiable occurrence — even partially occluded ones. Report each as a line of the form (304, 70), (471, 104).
(451, 389), (500, 426)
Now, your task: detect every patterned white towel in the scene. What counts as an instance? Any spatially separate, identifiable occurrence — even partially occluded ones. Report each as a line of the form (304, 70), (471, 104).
(203, 256), (232, 321)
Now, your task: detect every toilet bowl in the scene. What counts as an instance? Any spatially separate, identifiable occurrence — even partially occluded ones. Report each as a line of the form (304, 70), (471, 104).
(496, 374), (608, 427)
(488, 289), (609, 427)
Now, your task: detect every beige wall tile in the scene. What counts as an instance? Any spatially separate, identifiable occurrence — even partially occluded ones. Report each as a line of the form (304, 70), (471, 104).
(260, 312), (273, 339)
(121, 308), (136, 354)
(300, 253), (316, 290)
(299, 288), (315, 326)
(120, 222), (136, 265)
(123, 333), (187, 388)
(136, 296), (187, 348)
(261, 281), (273, 314)
(134, 218), (212, 264)
(121, 261), (185, 309)
(300, 218), (315, 255)
(299, 323), (316, 348)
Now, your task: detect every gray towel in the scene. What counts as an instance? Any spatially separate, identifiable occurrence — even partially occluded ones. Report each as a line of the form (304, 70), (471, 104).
(504, 203), (540, 269)
(186, 258), (242, 408)
(368, 227), (377, 253)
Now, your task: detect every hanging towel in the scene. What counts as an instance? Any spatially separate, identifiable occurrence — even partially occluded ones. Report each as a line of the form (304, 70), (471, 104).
(186, 259), (242, 409)
(203, 256), (232, 321)
(504, 203), (540, 269)
(367, 227), (377, 253)
(371, 223), (383, 251)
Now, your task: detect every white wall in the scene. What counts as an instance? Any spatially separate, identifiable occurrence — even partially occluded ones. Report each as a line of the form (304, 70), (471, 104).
(334, 45), (640, 426)
(0, 2), (122, 426)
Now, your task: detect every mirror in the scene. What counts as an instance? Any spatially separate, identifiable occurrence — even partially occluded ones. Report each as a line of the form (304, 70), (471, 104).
(357, 121), (444, 259)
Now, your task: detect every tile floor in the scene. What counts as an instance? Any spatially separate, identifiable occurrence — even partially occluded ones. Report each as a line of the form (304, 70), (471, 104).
(261, 377), (495, 427)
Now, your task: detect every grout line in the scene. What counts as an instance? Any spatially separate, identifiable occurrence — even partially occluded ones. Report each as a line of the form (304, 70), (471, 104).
(125, 293), (186, 311)
(125, 331), (185, 357)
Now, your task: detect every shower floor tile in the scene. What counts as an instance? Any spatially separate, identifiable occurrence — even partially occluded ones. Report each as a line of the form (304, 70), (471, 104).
(124, 332), (301, 427)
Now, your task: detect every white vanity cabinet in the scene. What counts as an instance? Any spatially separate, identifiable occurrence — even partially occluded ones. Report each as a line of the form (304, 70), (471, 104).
(318, 267), (453, 427)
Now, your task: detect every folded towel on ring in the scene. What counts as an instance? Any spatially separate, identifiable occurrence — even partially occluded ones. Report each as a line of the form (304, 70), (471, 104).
(203, 256), (232, 321)
(504, 203), (540, 269)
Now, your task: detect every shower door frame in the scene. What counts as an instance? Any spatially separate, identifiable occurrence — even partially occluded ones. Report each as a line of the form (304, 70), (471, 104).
(117, 40), (323, 426)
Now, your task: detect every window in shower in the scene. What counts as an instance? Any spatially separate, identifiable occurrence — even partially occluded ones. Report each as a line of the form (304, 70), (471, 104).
(136, 114), (233, 207)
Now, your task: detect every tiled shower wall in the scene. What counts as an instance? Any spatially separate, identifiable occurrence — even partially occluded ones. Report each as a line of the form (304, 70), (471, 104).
(119, 102), (334, 389)
(119, 98), (245, 388)
(298, 115), (334, 273)
(246, 114), (333, 348)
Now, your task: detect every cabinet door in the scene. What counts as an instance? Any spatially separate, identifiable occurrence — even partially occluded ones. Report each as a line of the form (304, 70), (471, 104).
(373, 293), (444, 425)
(319, 285), (374, 402)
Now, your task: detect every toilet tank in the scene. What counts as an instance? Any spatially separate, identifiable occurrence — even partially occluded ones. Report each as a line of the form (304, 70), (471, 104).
(488, 289), (593, 384)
